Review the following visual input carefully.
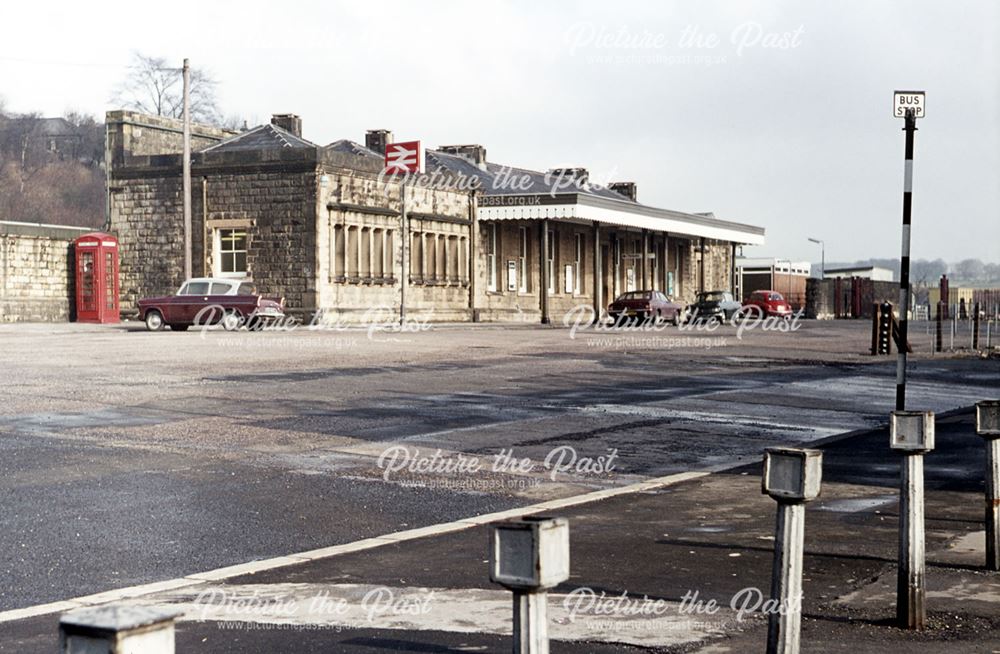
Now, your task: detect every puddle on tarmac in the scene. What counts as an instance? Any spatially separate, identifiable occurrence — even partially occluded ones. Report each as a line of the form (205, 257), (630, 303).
(815, 495), (897, 513)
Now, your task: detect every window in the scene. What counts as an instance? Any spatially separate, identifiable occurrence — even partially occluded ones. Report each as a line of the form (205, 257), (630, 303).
(448, 236), (459, 282)
(574, 233), (584, 295)
(459, 236), (468, 283)
(384, 230), (394, 279)
(436, 234), (448, 282)
(347, 226), (359, 278)
(486, 224), (497, 291)
(361, 227), (372, 279)
(426, 233), (437, 281)
(182, 281), (210, 295)
(216, 229), (248, 278)
(237, 282), (256, 295)
(209, 282), (232, 295)
(373, 228), (384, 278)
(333, 224), (345, 279)
(411, 232), (423, 280)
(105, 252), (115, 310)
(518, 226), (528, 293)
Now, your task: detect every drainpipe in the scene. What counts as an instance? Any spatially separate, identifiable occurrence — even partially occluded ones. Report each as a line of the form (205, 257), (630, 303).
(400, 181), (408, 322)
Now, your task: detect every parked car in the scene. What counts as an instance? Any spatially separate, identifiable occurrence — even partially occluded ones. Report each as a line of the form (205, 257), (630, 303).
(686, 291), (742, 323)
(137, 278), (285, 332)
(742, 289), (793, 318)
(608, 290), (686, 325)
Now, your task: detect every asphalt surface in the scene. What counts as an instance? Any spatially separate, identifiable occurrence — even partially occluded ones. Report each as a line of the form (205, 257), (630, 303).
(3, 410), (999, 652)
(0, 320), (997, 645)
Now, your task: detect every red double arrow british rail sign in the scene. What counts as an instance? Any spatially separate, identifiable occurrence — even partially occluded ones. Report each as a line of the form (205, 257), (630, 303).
(384, 140), (421, 174)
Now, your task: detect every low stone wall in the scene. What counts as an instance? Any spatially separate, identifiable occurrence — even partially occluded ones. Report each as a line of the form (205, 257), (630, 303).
(0, 222), (90, 322)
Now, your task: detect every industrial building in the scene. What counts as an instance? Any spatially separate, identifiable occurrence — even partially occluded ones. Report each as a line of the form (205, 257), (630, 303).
(735, 257), (811, 310)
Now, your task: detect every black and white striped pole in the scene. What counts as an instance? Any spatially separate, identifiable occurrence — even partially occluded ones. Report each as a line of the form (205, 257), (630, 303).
(893, 90), (924, 411)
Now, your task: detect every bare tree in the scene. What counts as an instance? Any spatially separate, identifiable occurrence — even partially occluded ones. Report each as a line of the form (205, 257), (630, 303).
(111, 52), (221, 124)
(64, 110), (105, 164)
(219, 114), (251, 132)
(953, 258), (986, 283)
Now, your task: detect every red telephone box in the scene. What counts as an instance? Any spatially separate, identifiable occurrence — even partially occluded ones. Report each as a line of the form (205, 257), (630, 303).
(74, 233), (120, 323)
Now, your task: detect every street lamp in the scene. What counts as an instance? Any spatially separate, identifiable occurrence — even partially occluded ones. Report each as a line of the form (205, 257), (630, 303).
(808, 238), (825, 278)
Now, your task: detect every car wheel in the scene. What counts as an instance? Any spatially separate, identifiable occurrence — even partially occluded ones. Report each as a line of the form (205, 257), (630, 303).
(671, 312), (680, 326)
(144, 310), (164, 332)
(246, 317), (265, 332)
(169, 324), (189, 332)
(221, 310), (243, 331)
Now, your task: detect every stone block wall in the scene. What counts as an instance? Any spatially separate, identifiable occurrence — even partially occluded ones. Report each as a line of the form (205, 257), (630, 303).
(0, 224), (87, 322)
(475, 220), (541, 323)
(316, 167), (474, 322)
(111, 158), (319, 317)
(109, 174), (186, 312)
(105, 111), (236, 168)
(201, 169), (318, 313)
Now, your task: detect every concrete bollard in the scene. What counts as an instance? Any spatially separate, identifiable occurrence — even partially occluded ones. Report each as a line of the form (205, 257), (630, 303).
(490, 517), (570, 654)
(59, 605), (181, 654)
(762, 447), (823, 654)
(976, 400), (1000, 570)
(890, 410), (935, 630)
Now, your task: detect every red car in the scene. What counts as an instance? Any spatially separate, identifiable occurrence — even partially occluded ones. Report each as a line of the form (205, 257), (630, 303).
(743, 290), (793, 318)
(138, 277), (285, 332)
(607, 290), (685, 325)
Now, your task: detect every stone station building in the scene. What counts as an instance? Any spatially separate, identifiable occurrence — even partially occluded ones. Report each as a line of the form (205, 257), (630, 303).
(106, 111), (765, 324)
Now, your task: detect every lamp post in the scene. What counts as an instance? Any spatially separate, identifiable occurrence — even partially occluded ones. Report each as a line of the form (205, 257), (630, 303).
(807, 238), (824, 278)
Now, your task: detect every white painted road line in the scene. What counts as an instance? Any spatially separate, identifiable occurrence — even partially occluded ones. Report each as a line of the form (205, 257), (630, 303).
(125, 582), (733, 649)
(0, 469), (710, 625)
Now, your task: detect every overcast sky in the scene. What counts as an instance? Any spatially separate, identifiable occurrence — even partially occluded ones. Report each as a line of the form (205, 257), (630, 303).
(2, 1), (997, 264)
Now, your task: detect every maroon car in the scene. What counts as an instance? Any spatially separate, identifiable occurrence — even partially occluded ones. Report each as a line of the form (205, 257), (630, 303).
(608, 290), (685, 325)
(138, 277), (285, 331)
(743, 290), (793, 318)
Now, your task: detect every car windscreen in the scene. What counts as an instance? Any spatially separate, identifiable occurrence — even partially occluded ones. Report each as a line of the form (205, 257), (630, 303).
(236, 283), (256, 296)
(616, 291), (650, 301)
(181, 282), (210, 295)
(700, 292), (725, 302)
(769, 293), (784, 301)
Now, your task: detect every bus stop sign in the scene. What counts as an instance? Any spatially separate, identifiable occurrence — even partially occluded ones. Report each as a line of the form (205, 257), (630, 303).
(894, 91), (925, 119)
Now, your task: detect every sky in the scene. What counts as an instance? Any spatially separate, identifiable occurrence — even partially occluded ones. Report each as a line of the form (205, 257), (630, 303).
(1, 0), (997, 264)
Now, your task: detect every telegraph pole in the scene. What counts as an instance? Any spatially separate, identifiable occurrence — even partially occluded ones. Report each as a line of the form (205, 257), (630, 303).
(182, 58), (192, 281)
(893, 90), (924, 411)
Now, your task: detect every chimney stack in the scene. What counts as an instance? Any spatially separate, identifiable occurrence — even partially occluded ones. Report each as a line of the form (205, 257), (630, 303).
(365, 129), (393, 155)
(547, 167), (589, 187)
(609, 182), (637, 201)
(270, 114), (302, 137)
(438, 144), (487, 169)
